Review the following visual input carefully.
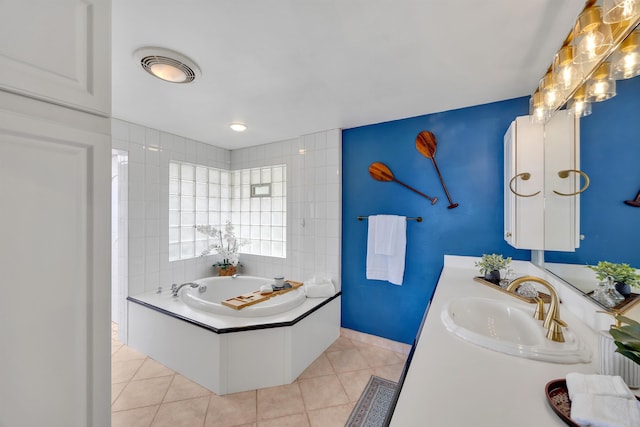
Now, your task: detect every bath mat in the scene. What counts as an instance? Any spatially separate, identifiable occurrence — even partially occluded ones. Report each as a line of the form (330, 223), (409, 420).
(346, 375), (397, 427)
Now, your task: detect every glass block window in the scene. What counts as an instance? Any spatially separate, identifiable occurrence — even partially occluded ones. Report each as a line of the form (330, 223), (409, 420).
(169, 161), (286, 261)
(169, 161), (231, 261)
(232, 165), (286, 258)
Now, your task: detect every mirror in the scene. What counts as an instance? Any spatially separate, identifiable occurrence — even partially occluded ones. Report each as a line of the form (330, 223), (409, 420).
(543, 24), (640, 315)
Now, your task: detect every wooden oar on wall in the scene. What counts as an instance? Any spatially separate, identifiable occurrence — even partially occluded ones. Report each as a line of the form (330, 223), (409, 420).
(368, 162), (438, 205)
(416, 131), (459, 209)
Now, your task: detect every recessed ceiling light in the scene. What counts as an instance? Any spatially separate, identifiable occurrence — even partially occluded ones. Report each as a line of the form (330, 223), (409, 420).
(229, 123), (248, 132)
(134, 47), (201, 83)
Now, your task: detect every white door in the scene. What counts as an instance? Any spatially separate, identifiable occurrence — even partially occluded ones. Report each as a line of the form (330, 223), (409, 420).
(0, 108), (111, 426)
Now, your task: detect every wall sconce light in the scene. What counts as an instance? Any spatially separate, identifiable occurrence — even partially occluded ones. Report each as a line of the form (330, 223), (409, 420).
(573, 5), (613, 64)
(587, 61), (617, 101)
(611, 27), (640, 78)
(567, 85), (593, 117)
(540, 71), (563, 109)
(553, 45), (583, 90)
(602, 0), (640, 24)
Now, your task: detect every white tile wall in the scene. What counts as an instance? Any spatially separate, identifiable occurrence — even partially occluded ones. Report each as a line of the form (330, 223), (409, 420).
(112, 119), (341, 298)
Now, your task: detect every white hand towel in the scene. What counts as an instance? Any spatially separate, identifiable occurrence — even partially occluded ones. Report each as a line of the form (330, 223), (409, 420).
(304, 276), (335, 298)
(366, 215), (406, 285)
(566, 373), (636, 401)
(570, 393), (640, 427)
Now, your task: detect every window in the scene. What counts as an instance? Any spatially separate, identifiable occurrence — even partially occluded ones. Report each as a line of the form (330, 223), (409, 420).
(169, 161), (286, 261)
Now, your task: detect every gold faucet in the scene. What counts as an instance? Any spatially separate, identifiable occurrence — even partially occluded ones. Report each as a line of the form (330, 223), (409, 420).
(506, 276), (567, 342)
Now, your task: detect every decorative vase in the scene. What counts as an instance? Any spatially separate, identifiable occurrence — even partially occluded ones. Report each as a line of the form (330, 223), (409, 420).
(217, 264), (237, 276)
(599, 331), (640, 389)
(615, 282), (632, 298)
(484, 270), (501, 285)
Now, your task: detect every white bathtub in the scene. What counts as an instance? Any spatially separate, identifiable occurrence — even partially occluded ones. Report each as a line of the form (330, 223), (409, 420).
(181, 276), (306, 317)
(127, 276), (340, 395)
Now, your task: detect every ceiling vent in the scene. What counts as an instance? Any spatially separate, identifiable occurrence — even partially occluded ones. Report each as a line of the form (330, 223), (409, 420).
(134, 47), (201, 83)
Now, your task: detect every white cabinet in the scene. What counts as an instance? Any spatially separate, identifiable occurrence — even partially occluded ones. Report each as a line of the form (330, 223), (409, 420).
(504, 116), (545, 249)
(0, 1), (111, 426)
(0, 0), (111, 116)
(504, 114), (580, 251)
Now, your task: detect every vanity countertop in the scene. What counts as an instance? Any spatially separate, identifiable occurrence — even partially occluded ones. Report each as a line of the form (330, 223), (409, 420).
(389, 256), (609, 427)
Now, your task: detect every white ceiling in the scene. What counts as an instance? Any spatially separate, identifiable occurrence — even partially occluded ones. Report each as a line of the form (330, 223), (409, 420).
(112, 0), (586, 149)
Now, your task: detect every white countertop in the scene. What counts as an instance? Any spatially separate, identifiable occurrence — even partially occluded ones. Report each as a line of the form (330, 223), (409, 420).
(390, 256), (606, 426)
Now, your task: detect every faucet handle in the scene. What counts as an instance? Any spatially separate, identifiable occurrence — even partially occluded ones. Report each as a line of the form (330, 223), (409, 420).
(171, 283), (178, 291)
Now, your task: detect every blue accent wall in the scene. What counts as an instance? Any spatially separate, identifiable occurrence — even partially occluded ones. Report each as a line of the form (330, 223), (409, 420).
(545, 76), (640, 267)
(342, 97), (532, 344)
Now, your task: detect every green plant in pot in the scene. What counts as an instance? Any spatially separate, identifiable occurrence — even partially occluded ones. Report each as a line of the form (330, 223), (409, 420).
(610, 315), (640, 366)
(475, 254), (511, 285)
(588, 261), (640, 298)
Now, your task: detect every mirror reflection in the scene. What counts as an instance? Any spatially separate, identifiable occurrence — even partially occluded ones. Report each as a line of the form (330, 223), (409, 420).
(543, 27), (640, 312)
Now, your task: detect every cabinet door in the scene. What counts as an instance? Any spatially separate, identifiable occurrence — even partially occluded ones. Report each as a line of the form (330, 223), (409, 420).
(0, 0), (110, 116)
(0, 109), (111, 427)
(504, 116), (545, 250)
(544, 113), (580, 251)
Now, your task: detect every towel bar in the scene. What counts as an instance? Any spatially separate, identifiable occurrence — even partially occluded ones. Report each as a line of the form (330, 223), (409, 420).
(357, 216), (422, 222)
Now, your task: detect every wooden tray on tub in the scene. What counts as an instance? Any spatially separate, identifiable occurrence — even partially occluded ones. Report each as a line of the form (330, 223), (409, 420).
(221, 280), (303, 310)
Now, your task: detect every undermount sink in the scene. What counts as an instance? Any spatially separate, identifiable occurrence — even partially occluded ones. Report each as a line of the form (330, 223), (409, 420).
(441, 297), (591, 364)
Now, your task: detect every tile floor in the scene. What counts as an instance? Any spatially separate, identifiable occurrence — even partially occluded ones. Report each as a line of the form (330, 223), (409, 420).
(111, 323), (408, 427)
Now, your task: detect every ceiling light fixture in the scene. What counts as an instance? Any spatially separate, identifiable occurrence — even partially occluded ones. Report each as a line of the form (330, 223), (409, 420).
(229, 123), (247, 132)
(602, 0), (640, 23)
(567, 85), (593, 118)
(134, 47), (201, 83)
(553, 45), (583, 91)
(586, 61), (617, 101)
(529, 90), (549, 123)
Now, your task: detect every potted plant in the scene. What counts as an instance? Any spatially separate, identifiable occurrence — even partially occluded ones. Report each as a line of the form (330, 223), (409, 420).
(599, 314), (640, 388)
(195, 221), (249, 276)
(475, 254), (512, 285)
(588, 261), (640, 298)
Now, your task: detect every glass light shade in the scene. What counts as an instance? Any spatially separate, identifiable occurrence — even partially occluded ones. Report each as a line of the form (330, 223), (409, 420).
(553, 45), (583, 90)
(149, 63), (189, 83)
(611, 29), (640, 79)
(586, 62), (617, 102)
(539, 72), (562, 109)
(567, 86), (592, 118)
(573, 6), (613, 64)
(602, 0), (640, 24)
(529, 91), (550, 123)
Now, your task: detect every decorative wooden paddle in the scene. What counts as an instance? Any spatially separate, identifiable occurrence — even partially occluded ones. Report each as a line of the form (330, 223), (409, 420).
(368, 162), (438, 205)
(625, 189), (640, 207)
(416, 131), (459, 209)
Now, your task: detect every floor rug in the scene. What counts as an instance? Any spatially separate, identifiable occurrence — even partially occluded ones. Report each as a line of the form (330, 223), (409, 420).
(346, 375), (397, 427)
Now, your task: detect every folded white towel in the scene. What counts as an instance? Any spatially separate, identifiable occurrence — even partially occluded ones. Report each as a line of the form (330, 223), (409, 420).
(566, 373), (636, 401)
(366, 215), (406, 286)
(304, 283), (335, 298)
(570, 393), (640, 427)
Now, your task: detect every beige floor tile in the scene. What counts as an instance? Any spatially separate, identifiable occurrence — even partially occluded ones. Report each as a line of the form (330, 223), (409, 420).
(298, 375), (349, 411)
(325, 348), (369, 373)
(373, 363), (405, 383)
(111, 405), (158, 427)
(164, 374), (212, 403)
(112, 376), (174, 412)
(113, 345), (147, 362)
(257, 383), (305, 421)
(357, 345), (406, 368)
(325, 336), (355, 353)
(112, 382), (127, 404)
(132, 358), (175, 381)
(394, 351), (409, 363)
(112, 358), (145, 384)
(307, 402), (355, 427)
(204, 390), (257, 427)
(336, 369), (375, 402)
(113, 342), (124, 355)
(257, 412), (310, 427)
(151, 396), (209, 427)
(297, 354), (334, 379)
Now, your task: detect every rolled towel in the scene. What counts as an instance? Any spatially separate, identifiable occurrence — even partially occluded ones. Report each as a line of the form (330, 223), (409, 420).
(570, 393), (640, 427)
(566, 373), (636, 401)
(259, 284), (273, 294)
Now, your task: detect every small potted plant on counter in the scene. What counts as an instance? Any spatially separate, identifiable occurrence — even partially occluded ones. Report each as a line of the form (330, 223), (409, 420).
(588, 261), (640, 298)
(195, 221), (249, 276)
(475, 253), (512, 285)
